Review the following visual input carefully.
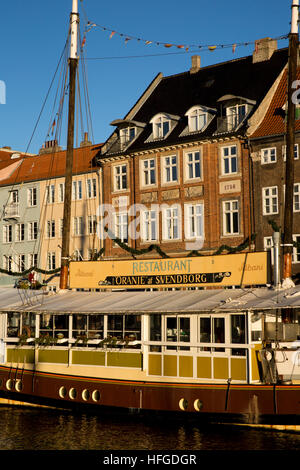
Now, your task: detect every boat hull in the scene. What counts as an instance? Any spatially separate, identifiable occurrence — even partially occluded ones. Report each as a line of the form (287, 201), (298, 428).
(1, 365), (300, 425)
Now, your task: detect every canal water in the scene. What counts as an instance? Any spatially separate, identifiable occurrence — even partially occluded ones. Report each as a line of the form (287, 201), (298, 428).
(0, 405), (300, 456)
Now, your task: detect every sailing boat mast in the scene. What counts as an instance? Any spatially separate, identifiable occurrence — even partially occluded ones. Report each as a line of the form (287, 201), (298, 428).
(283, 0), (299, 286)
(60, 0), (79, 290)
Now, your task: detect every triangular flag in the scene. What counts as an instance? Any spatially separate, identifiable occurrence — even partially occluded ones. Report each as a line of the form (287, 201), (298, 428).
(208, 45), (216, 51)
(81, 36), (86, 48)
(145, 41), (152, 45)
(124, 37), (131, 44)
(232, 43), (236, 53)
(164, 44), (172, 48)
(109, 31), (116, 39)
(177, 45), (184, 49)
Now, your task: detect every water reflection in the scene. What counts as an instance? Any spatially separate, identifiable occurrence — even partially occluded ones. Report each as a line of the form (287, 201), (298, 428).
(0, 406), (299, 451)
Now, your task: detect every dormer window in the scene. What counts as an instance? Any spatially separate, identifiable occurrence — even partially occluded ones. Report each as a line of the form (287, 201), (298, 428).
(216, 95), (255, 134)
(188, 106), (207, 132)
(147, 113), (179, 142)
(181, 105), (215, 137)
(120, 127), (136, 148)
(152, 114), (171, 139)
(226, 104), (247, 131)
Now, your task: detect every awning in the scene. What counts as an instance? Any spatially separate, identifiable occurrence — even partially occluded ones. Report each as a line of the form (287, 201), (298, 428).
(0, 285), (300, 315)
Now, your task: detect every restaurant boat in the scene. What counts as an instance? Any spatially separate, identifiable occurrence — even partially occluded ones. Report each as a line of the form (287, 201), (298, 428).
(0, 0), (300, 429)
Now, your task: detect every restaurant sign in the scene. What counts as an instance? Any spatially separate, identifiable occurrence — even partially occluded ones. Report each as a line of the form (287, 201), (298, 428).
(69, 252), (270, 289)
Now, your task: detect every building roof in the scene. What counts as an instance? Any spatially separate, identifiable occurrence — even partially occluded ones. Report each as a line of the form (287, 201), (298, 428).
(99, 47), (288, 157)
(0, 144), (102, 187)
(250, 68), (300, 138)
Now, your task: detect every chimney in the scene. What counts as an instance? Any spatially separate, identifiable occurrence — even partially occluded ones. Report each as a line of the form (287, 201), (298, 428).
(190, 55), (201, 74)
(252, 37), (277, 63)
(80, 132), (92, 147)
(39, 139), (62, 154)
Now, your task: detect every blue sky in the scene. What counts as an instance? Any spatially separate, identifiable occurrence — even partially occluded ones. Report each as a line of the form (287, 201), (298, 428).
(0, 0), (292, 154)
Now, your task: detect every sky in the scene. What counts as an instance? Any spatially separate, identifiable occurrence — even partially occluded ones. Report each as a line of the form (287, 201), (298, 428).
(0, 0), (292, 154)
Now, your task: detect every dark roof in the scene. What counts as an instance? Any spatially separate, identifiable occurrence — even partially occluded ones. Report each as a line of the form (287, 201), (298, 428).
(99, 48), (288, 157)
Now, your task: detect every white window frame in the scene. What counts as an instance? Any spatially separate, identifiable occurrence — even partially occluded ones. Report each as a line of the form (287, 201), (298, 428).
(184, 203), (204, 239)
(120, 127), (136, 147)
(293, 234), (300, 263)
(46, 184), (55, 204)
(162, 155), (178, 184)
(141, 158), (156, 187)
(114, 212), (128, 243)
(29, 253), (38, 268)
(141, 208), (158, 242)
(3, 224), (12, 243)
(87, 215), (97, 235)
(15, 254), (26, 273)
(222, 200), (239, 235)
(185, 150), (202, 181)
(294, 183), (300, 212)
(73, 216), (84, 236)
(3, 255), (13, 271)
(113, 164), (128, 191)
(264, 236), (274, 265)
(151, 114), (171, 139)
(262, 186), (278, 215)
(282, 144), (299, 161)
(187, 107), (208, 132)
(47, 251), (56, 270)
(261, 147), (277, 164)
(28, 221), (38, 241)
(162, 205), (181, 240)
(226, 104), (247, 131)
(87, 178), (97, 199)
(72, 180), (83, 201)
(15, 223), (25, 242)
(27, 187), (37, 207)
(58, 183), (65, 203)
(221, 145), (238, 175)
(46, 220), (56, 239)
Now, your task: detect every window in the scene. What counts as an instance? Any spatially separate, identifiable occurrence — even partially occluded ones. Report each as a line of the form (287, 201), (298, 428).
(9, 190), (19, 204)
(114, 164), (127, 191)
(27, 187), (37, 207)
(141, 209), (158, 242)
(261, 147), (276, 164)
(88, 215), (97, 235)
(87, 178), (97, 199)
(226, 104), (247, 130)
(107, 315), (141, 345)
(199, 316), (226, 352)
(46, 185), (55, 204)
(16, 254), (25, 273)
(72, 180), (82, 200)
(231, 314), (246, 356)
(46, 220), (56, 239)
(264, 236), (274, 264)
(262, 187), (278, 215)
(3, 224), (13, 243)
(58, 183), (65, 203)
(293, 235), (300, 263)
(282, 144), (299, 161)
(185, 151), (201, 179)
(115, 212), (128, 243)
(221, 145), (237, 175)
(120, 127), (136, 147)
(15, 223), (25, 242)
(47, 251), (56, 270)
(152, 114), (171, 139)
(223, 200), (239, 235)
(163, 206), (180, 240)
(28, 222), (38, 240)
(72, 314), (104, 340)
(163, 155), (178, 183)
(40, 314), (68, 339)
(141, 159), (156, 186)
(73, 216), (84, 236)
(29, 253), (38, 268)
(188, 107), (207, 132)
(3, 255), (13, 272)
(294, 183), (300, 212)
(185, 203), (204, 239)
(166, 316), (190, 351)
(59, 219), (64, 238)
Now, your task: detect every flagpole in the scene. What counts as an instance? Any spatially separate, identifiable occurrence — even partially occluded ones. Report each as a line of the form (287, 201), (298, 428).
(60, 0), (79, 290)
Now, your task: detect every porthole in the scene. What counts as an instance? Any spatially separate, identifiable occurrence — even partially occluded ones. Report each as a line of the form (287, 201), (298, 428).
(179, 398), (188, 411)
(82, 389), (90, 401)
(92, 390), (100, 402)
(6, 379), (13, 391)
(69, 388), (77, 400)
(194, 399), (203, 411)
(59, 386), (67, 399)
(15, 380), (23, 392)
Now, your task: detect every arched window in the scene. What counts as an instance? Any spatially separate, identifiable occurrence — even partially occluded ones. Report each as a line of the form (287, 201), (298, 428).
(186, 106), (207, 132)
(150, 114), (171, 139)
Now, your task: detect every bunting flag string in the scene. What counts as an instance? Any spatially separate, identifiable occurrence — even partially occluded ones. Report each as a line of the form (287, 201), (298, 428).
(83, 20), (288, 54)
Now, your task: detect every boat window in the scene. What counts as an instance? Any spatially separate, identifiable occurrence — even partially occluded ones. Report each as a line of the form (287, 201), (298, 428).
(213, 317), (225, 352)
(107, 315), (141, 348)
(166, 316), (190, 351)
(230, 314), (246, 356)
(199, 317), (211, 351)
(40, 314), (69, 340)
(7, 312), (21, 337)
(149, 314), (161, 352)
(88, 315), (104, 339)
